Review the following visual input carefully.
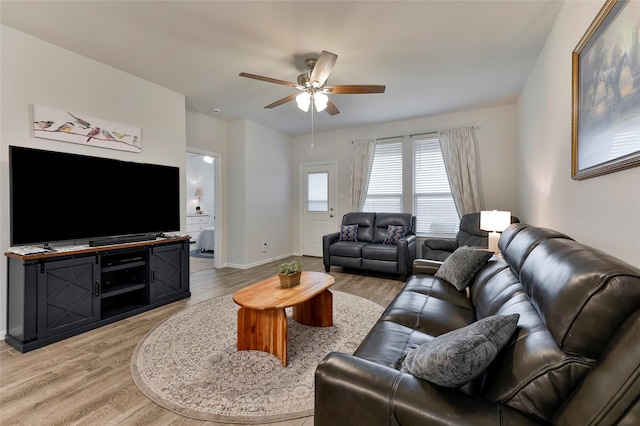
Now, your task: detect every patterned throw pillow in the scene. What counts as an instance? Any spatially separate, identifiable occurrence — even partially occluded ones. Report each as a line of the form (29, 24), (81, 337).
(338, 224), (358, 241)
(391, 314), (520, 387)
(383, 225), (407, 245)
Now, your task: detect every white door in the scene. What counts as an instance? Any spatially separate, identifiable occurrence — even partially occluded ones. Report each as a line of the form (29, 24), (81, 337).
(301, 162), (337, 257)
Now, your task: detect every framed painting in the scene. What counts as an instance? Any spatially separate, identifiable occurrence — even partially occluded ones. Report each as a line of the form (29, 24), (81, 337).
(572, 0), (640, 180)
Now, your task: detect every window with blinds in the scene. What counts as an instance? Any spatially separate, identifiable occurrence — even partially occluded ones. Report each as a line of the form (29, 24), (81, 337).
(413, 135), (459, 235)
(363, 139), (402, 212)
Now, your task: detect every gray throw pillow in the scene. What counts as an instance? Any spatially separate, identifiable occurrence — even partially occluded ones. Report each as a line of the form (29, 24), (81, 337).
(434, 246), (493, 290)
(391, 314), (520, 387)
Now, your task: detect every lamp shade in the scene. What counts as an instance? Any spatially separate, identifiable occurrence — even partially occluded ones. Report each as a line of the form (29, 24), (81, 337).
(480, 210), (511, 232)
(313, 92), (328, 112)
(195, 188), (204, 197)
(296, 92), (311, 112)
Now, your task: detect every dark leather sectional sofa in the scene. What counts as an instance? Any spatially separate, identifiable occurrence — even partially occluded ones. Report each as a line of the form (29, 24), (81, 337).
(315, 223), (640, 425)
(323, 212), (417, 281)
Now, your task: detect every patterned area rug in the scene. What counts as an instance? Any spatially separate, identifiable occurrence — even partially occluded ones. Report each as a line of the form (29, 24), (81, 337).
(130, 291), (383, 423)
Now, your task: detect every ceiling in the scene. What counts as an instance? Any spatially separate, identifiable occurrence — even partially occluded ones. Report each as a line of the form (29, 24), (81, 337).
(1, 1), (564, 136)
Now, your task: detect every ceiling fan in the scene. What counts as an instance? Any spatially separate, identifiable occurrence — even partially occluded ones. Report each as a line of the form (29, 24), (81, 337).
(239, 51), (385, 115)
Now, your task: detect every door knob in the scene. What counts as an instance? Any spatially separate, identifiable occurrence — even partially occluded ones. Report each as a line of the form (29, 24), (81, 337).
(330, 214), (334, 218)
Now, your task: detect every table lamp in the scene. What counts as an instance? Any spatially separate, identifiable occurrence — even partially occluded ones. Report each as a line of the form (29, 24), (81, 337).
(480, 210), (511, 253)
(195, 188), (204, 213)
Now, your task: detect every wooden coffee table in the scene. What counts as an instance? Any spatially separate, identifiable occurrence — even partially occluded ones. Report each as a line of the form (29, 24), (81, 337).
(233, 271), (335, 366)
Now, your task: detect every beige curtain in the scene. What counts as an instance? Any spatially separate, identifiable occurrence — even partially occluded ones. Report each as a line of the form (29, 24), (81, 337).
(438, 127), (482, 217)
(350, 139), (375, 211)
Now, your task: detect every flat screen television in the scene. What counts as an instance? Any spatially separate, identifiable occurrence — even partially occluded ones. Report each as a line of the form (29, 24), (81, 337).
(10, 145), (180, 247)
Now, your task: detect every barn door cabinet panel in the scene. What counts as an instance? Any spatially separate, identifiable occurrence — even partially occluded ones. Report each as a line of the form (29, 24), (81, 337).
(149, 243), (188, 303)
(37, 256), (100, 339)
(4, 237), (190, 353)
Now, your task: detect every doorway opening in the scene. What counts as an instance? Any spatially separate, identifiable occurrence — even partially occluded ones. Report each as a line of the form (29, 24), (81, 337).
(186, 149), (219, 268)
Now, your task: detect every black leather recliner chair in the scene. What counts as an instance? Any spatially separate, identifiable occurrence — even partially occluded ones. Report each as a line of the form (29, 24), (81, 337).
(423, 212), (519, 261)
(323, 212), (416, 281)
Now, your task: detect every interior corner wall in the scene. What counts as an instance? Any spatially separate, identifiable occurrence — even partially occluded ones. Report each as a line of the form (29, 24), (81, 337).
(0, 25), (187, 337)
(186, 109), (228, 266)
(226, 120), (248, 266)
(226, 119), (294, 268)
(518, 1), (640, 267)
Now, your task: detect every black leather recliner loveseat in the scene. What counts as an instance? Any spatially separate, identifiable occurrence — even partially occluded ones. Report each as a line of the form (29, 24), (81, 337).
(323, 212), (416, 281)
(423, 212), (520, 261)
(315, 223), (640, 425)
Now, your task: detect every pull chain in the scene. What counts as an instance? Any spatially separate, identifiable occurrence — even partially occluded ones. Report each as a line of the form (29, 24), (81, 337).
(310, 95), (315, 152)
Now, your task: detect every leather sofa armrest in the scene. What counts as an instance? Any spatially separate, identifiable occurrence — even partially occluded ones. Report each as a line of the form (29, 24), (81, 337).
(412, 258), (442, 275)
(423, 237), (458, 251)
(315, 352), (543, 426)
(322, 232), (340, 267)
(397, 234), (417, 278)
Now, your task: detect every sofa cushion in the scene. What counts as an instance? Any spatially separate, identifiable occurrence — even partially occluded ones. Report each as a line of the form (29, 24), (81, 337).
(479, 297), (594, 422)
(383, 225), (407, 245)
(328, 241), (369, 258)
(354, 321), (433, 367)
(339, 224), (358, 242)
(518, 237), (640, 358)
(371, 213), (414, 243)
(500, 224), (572, 275)
(434, 247), (493, 291)
(380, 276), (475, 336)
(342, 212), (376, 242)
(362, 243), (397, 262)
(392, 314), (520, 387)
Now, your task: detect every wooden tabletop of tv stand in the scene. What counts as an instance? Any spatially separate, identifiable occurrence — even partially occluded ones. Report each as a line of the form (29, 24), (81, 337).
(4, 236), (191, 261)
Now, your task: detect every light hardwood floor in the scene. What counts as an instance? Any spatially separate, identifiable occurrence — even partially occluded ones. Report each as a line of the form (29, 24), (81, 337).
(0, 254), (405, 425)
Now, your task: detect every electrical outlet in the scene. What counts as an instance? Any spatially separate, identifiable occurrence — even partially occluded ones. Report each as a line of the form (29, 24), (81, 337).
(261, 241), (267, 253)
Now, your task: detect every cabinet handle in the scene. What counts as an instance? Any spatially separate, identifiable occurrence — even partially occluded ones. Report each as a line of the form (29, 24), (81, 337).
(95, 280), (100, 297)
(150, 270), (155, 283)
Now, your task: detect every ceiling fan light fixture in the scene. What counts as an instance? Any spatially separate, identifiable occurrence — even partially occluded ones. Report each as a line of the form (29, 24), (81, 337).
(313, 92), (328, 112)
(296, 91), (311, 112)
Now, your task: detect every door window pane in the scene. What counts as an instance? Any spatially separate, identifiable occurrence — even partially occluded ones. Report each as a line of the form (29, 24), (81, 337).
(308, 172), (328, 211)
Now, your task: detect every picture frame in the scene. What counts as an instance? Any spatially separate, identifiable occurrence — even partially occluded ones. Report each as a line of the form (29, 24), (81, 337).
(571, 0), (640, 180)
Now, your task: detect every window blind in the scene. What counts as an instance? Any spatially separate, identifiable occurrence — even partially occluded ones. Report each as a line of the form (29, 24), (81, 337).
(413, 135), (459, 235)
(363, 139), (402, 212)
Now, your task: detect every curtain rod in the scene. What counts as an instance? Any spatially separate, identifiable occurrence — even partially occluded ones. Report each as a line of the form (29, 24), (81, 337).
(350, 123), (481, 144)
(410, 123), (480, 138)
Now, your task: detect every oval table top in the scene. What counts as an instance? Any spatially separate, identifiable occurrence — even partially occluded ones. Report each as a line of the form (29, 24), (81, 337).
(233, 271), (335, 310)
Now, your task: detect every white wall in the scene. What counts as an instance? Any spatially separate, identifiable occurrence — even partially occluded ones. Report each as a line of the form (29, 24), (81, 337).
(186, 109), (228, 265)
(226, 119), (294, 267)
(291, 104), (520, 250)
(519, 1), (640, 267)
(186, 109), (227, 156)
(0, 26), (187, 336)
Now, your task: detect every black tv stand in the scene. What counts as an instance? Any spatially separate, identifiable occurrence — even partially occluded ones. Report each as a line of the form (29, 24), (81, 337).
(89, 234), (157, 247)
(5, 237), (190, 353)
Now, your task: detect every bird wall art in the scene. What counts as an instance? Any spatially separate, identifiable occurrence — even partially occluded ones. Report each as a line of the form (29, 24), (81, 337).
(32, 104), (142, 153)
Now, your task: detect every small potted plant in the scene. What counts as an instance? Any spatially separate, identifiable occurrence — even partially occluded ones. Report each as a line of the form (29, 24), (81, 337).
(278, 260), (303, 288)
(195, 206), (202, 214)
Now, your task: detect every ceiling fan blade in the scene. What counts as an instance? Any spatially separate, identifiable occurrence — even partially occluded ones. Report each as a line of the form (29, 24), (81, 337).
(325, 85), (386, 94)
(239, 72), (298, 88)
(309, 51), (337, 87)
(264, 93), (299, 109)
(325, 100), (340, 115)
